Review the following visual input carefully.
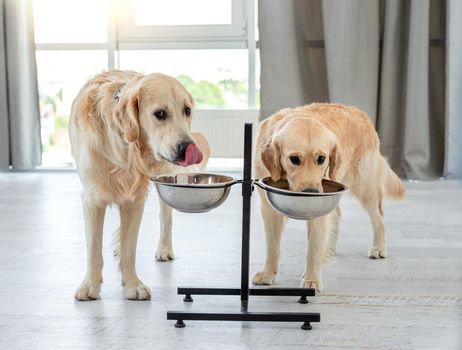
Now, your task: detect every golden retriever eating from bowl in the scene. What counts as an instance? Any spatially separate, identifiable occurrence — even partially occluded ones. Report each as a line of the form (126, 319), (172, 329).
(69, 70), (210, 300)
(252, 103), (405, 291)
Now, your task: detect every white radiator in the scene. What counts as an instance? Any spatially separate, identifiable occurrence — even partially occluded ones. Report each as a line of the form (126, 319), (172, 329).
(192, 110), (260, 158)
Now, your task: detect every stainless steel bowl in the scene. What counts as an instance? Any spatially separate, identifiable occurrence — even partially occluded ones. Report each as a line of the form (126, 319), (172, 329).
(256, 177), (347, 220)
(152, 173), (237, 213)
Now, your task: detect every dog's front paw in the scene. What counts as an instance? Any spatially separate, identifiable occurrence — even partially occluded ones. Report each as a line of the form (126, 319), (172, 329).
(368, 245), (387, 259)
(155, 245), (175, 261)
(74, 279), (101, 301)
(252, 270), (276, 285)
(124, 282), (151, 300)
(301, 277), (323, 292)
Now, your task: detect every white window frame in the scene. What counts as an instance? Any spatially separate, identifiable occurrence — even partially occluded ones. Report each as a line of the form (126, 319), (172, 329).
(34, 0), (259, 160)
(35, 0), (257, 108)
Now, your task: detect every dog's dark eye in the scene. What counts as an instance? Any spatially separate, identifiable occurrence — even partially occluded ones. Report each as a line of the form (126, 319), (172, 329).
(184, 106), (191, 117)
(317, 155), (326, 165)
(289, 156), (301, 166)
(154, 109), (166, 120)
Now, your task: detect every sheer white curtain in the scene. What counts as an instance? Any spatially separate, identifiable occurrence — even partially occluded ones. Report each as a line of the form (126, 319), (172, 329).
(0, 0), (41, 170)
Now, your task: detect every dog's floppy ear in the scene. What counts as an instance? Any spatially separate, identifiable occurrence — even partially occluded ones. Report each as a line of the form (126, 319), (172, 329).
(261, 138), (282, 182)
(114, 83), (140, 143)
(328, 140), (342, 181)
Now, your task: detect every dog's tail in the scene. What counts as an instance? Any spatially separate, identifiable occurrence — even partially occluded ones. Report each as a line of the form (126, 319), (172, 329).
(380, 156), (406, 200)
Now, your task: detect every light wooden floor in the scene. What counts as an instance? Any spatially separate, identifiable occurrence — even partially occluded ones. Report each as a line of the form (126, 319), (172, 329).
(0, 172), (461, 349)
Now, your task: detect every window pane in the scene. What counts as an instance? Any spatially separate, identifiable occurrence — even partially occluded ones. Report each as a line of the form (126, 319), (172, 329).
(134, 0), (232, 26)
(119, 50), (248, 109)
(36, 51), (107, 166)
(33, 0), (108, 43)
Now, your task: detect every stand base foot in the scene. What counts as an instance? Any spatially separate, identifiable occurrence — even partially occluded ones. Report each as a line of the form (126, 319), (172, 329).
(174, 320), (186, 328)
(183, 294), (193, 302)
(301, 322), (312, 330)
(298, 296), (309, 304)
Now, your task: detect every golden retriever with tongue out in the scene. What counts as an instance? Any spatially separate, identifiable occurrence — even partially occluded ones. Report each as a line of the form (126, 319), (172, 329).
(252, 103), (405, 291)
(70, 70), (209, 300)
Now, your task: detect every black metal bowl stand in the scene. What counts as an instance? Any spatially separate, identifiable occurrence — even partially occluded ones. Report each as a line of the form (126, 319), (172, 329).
(166, 123), (321, 330)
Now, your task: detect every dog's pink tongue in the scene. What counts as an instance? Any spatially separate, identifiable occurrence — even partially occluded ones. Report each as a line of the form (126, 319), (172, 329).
(179, 143), (203, 167)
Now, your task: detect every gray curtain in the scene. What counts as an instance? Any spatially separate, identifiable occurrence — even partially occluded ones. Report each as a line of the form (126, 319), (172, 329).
(259, 0), (462, 180)
(444, 0), (462, 179)
(0, 0), (41, 170)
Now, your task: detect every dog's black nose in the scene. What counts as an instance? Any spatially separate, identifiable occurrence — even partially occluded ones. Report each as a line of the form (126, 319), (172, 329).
(177, 141), (193, 159)
(302, 187), (320, 193)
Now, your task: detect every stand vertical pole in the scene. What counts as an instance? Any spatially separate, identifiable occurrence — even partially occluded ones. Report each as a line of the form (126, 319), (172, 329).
(240, 123), (253, 308)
